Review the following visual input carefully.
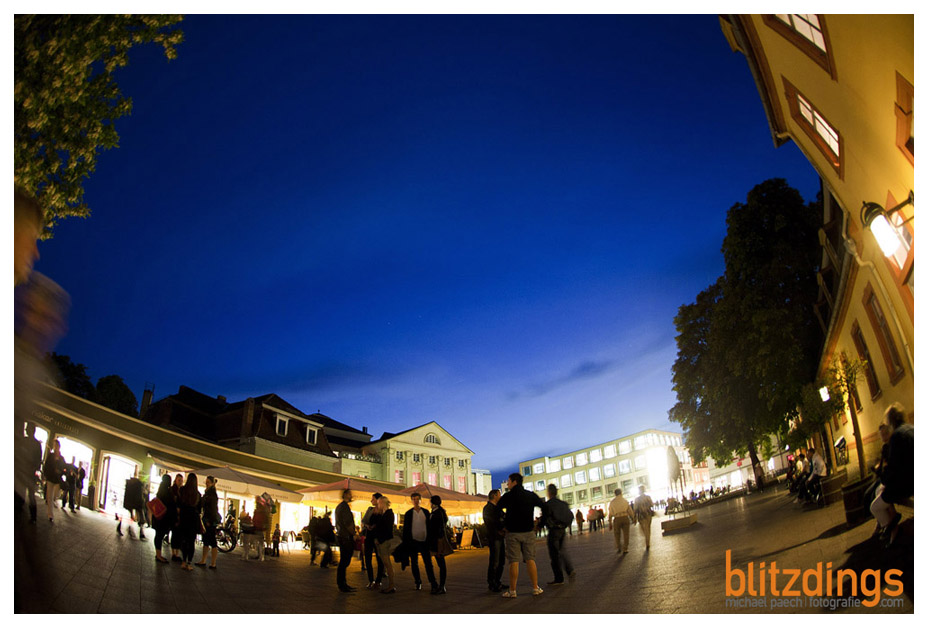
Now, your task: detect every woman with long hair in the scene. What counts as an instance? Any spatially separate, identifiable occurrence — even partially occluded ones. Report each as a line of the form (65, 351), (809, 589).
(372, 496), (397, 594)
(177, 473), (201, 571)
(151, 474), (176, 564)
(428, 495), (449, 594)
(169, 473), (184, 561)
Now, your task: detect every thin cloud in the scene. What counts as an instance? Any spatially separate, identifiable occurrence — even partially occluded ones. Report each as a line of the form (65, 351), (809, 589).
(508, 359), (617, 400)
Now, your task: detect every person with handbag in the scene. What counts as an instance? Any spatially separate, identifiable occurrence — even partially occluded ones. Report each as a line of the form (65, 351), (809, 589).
(195, 475), (221, 569)
(169, 473), (185, 562)
(150, 474), (176, 564)
(176, 473), (201, 571)
(428, 495), (451, 595)
(402, 492), (437, 592)
(372, 496), (397, 594)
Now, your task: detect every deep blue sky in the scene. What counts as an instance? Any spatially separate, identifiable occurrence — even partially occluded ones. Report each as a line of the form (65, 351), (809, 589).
(35, 15), (820, 483)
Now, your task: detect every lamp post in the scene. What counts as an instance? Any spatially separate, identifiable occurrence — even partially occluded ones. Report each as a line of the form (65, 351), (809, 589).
(859, 191), (914, 259)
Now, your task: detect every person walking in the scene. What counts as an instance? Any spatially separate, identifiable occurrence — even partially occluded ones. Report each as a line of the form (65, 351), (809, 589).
(42, 440), (64, 523)
(372, 496), (397, 594)
(362, 493), (385, 587)
(272, 524), (281, 557)
(150, 474), (176, 564)
(196, 475), (221, 569)
(403, 492), (437, 591)
(335, 489), (357, 592)
(608, 488), (634, 554)
(575, 509), (584, 534)
(542, 484), (575, 586)
(176, 473), (201, 571)
(483, 489), (506, 592)
(633, 485), (654, 550)
(496, 472), (545, 598)
(74, 463), (86, 511)
(427, 495), (450, 595)
(119, 473), (147, 539)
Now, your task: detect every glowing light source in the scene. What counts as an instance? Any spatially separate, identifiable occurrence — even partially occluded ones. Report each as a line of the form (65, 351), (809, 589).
(818, 386), (830, 402)
(860, 191), (914, 260)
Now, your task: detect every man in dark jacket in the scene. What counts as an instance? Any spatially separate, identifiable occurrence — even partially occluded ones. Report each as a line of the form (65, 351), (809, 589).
(334, 489), (356, 592)
(483, 489), (506, 592)
(196, 475), (221, 568)
(496, 472), (546, 598)
(361, 493), (385, 587)
(402, 492), (437, 591)
(119, 474), (146, 539)
(542, 484), (575, 585)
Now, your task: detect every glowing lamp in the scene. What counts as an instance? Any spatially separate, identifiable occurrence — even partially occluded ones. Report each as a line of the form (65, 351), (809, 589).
(818, 386), (830, 402)
(860, 191), (914, 259)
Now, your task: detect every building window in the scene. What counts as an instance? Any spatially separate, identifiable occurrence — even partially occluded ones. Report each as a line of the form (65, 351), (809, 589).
(591, 486), (603, 500)
(444, 458), (451, 467)
(458, 476), (466, 493)
(763, 14), (835, 78)
(863, 286), (905, 384)
(395, 470), (404, 484)
(603, 464), (616, 479)
(589, 467), (601, 483)
(637, 477), (649, 490)
(576, 489), (588, 502)
(622, 479), (633, 495)
(396, 451), (404, 461)
(429, 456), (437, 466)
(550, 477), (559, 489)
(851, 322), (882, 400)
(604, 444), (617, 458)
(533, 462), (545, 474)
(563, 492), (574, 505)
(589, 449), (602, 463)
(413, 453), (421, 464)
(305, 426), (317, 445)
(575, 452), (588, 467)
(633, 436), (647, 451)
(428, 472), (437, 485)
(535, 480), (545, 492)
(522, 465), (532, 476)
(275, 414), (288, 437)
(424, 433), (441, 445)
(634, 456), (646, 471)
(458, 460), (465, 469)
(618, 460), (631, 475)
(561, 474), (572, 488)
(412, 471), (421, 485)
(574, 470), (587, 485)
(895, 72), (914, 164)
(547, 459), (561, 473)
(618, 440), (632, 455)
(442, 475), (452, 490)
(605, 482), (618, 495)
(782, 77), (842, 177)
(563, 456), (574, 469)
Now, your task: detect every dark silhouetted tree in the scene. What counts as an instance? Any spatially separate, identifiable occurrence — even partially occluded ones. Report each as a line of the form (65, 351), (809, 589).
(48, 352), (96, 400)
(95, 374), (138, 416)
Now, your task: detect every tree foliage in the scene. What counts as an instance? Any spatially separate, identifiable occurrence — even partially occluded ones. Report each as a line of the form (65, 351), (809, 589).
(670, 179), (822, 476)
(95, 374), (139, 416)
(15, 15), (183, 236)
(48, 352), (96, 400)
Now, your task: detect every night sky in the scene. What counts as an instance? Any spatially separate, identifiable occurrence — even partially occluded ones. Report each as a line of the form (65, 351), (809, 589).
(33, 15), (820, 483)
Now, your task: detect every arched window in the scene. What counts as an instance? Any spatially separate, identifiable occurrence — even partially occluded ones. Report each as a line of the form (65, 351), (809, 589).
(424, 433), (441, 445)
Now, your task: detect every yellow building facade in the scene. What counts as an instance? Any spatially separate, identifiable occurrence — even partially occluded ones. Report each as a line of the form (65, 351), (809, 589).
(721, 15), (914, 478)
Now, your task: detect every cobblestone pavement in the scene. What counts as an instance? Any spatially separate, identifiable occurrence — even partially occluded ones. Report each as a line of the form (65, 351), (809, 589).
(13, 485), (913, 613)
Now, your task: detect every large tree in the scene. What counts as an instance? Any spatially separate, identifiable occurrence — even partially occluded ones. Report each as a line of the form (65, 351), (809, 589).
(670, 179), (822, 485)
(14, 15), (183, 236)
(48, 352), (96, 400)
(95, 374), (139, 416)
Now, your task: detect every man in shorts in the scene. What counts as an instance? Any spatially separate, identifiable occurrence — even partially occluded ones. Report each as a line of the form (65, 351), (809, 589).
(496, 472), (546, 598)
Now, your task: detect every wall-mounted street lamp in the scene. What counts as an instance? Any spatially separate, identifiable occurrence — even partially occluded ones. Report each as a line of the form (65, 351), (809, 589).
(818, 386), (830, 402)
(860, 190), (914, 258)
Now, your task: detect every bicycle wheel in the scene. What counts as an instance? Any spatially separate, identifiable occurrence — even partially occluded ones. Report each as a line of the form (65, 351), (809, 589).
(217, 528), (237, 553)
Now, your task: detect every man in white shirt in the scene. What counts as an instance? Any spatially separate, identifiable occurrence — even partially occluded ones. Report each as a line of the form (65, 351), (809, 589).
(402, 492), (437, 591)
(800, 448), (827, 504)
(608, 488), (634, 554)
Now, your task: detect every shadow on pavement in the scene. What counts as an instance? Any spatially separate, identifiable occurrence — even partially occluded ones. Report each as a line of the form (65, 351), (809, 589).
(826, 517), (914, 606)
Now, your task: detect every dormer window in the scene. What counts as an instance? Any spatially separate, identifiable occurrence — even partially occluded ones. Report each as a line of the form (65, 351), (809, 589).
(305, 425), (318, 445)
(275, 414), (288, 437)
(424, 433), (441, 445)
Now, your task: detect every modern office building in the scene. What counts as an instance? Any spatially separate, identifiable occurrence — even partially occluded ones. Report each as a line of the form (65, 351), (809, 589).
(721, 15), (914, 477)
(515, 428), (700, 514)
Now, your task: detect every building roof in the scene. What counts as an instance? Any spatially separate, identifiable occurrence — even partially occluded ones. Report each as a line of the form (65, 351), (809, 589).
(367, 420), (475, 454)
(310, 412), (368, 436)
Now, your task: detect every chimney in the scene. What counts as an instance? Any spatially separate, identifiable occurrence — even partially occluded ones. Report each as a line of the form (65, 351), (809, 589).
(217, 395), (227, 404)
(362, 426), (368, 434)
(241, 397), (255, 438)
(139, 383), (155, 419)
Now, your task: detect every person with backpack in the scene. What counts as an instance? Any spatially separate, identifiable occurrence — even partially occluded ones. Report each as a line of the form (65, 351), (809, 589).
(542, 484), (576, 586)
